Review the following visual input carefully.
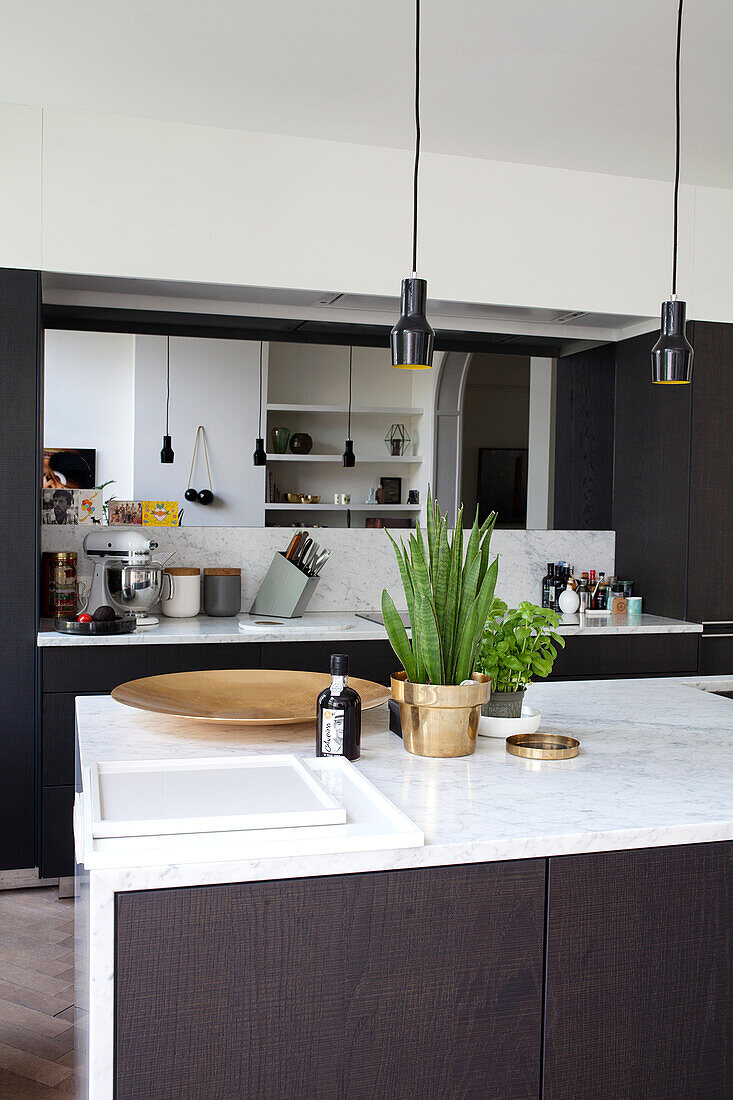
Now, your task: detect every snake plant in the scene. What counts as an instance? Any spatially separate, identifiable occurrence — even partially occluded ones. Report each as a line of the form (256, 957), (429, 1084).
(381, 490), (498, 685)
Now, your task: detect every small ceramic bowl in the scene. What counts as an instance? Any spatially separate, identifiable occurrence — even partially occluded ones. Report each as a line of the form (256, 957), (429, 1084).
(302, 495), (321, 504)
(478, 706), (541, 739)
(286, 493), (303, 504)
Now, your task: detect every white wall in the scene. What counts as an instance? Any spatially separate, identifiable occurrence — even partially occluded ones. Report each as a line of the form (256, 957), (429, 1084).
(1, 101), (731, 323)
(44, 329), (135, 497)
(133, 336), (264, 526)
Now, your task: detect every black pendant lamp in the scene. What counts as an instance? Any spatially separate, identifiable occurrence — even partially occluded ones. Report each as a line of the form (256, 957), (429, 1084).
(160, 336), (174, 463)
(253, 341), (267, 465)
(390, 0), (434, 370)
(651, 0), (693, 384)
(342, 346), (356, 467)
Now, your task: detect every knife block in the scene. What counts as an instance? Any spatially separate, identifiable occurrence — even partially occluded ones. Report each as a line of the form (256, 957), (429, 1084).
(250, 552), (320, 618)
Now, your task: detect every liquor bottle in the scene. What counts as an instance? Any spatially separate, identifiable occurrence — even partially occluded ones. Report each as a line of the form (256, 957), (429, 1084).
(542, 563), (554, 609)
(577, 572), (590, 613)
(316, 654), (362, 761)
(554, 564), (568, 610)
(592, 571), (606, 610)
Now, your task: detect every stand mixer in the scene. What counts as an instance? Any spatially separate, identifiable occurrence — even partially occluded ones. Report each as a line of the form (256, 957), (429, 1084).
(83, 530), (163, 626)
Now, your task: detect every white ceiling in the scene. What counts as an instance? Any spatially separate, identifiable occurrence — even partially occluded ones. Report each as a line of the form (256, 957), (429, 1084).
(1, 0), (731, 187)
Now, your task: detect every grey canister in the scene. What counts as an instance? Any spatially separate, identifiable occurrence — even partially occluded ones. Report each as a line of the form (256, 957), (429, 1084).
(203, 568), (241, 616)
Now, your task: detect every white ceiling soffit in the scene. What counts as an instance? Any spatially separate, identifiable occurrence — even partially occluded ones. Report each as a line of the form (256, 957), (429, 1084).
(1, 1), (732, 187)
(42, 272), (655, 342)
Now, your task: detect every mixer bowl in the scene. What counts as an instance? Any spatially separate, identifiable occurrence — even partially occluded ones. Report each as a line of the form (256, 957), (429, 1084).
(105, 560), (164, 618)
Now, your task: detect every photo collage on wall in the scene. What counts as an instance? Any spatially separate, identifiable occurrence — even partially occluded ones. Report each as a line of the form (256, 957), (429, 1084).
(41, 449), (178, 526)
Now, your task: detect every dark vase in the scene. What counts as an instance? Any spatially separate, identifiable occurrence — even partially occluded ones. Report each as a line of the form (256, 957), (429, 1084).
(289, 433), (313, 455)
(482, 688), (526, 719)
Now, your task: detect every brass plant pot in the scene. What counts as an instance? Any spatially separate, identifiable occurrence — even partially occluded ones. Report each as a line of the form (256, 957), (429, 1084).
(391, 671), (491, 758)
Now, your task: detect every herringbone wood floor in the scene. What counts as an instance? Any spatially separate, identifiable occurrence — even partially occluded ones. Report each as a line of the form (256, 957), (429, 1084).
(0, 888), (82, 1098)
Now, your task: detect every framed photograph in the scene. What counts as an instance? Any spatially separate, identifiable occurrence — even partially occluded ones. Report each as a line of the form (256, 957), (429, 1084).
(42, 488), (78, 525)
(43, 448), (96, 490)
(143, 501), (179, 527)
(76, 488), (103, 525)
(108, 500), (143, 525)
(379, 476), (402, 505)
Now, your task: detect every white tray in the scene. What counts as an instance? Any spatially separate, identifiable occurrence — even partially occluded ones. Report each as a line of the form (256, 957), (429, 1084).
(88, 754), (346, 838)
(75, 756), (424, 869)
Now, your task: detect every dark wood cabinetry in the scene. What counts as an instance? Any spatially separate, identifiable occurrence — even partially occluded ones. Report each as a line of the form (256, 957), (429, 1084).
(112, 842), (731, 1099)
(613, 321), (733, 625)
(544, 842), (732, 1099)
(0, 269), (41, 871)
(116, 860), (546, 1100)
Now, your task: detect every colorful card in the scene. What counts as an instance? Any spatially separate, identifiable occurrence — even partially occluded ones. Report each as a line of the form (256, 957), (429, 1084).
(108, 500), (143, 525)
(75, 488), (103, 525)
(143, 500), (178, 526)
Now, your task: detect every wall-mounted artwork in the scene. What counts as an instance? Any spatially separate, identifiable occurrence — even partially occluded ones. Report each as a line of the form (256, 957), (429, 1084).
(42, 488), (79, 525)
(43, 448), (96, 490)
(108, 501), (143, 525)
(143, 501), (178, 527)
(76, 489), (103, 525)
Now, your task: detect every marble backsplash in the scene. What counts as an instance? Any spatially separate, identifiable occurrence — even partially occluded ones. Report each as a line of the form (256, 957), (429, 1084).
(42, 526), (615, 613)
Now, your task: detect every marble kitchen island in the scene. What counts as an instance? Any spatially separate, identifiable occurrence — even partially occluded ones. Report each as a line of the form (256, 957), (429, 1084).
(75, 676), (732, 1099)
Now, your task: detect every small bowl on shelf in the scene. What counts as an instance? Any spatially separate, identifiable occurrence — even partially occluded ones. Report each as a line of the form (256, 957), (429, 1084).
(302, 495), (321, 504)
(286, 493), (303, 504)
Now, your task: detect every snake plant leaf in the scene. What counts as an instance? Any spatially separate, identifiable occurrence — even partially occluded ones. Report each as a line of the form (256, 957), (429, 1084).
(426, 492), (438, 588)
(417, 594), (445, 684)
(381, 589), (417, 682)
(454, 603), (479, 683)
(464, 505), (482, 576)
(473, 556), (500, 637)
(433, 520), (450, 626)
(386, 532), (426, 682)
(477, 511), (497, 589)
(409, 532), (433, 602)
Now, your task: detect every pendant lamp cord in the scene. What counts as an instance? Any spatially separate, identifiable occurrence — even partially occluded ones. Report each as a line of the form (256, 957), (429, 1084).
(412, 0), (421, 276)
(258, 341), (264, 436)
(347, 346), (353, 438)
(186, 426), (212, 491)
(671, 0), (684, 298)
(165, 336), (171, 435)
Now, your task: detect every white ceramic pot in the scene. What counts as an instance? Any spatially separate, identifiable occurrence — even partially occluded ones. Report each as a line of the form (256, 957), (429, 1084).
(161, 567), (201, 617)
(478, 706), (542, 739)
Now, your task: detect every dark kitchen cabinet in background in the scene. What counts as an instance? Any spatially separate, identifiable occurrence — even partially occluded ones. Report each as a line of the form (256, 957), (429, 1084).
(686, 321), (733, 623)
(543, 842), (732, 1099)
(0, 269), (41, 871)
(554, 344), (615, 530)
(612, 321), (733, 625)
(115, 860), (546, 1100)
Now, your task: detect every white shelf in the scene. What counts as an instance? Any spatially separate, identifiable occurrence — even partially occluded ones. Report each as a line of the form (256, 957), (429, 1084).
(266, 454), (422, 463)
(266, 404), (423, 416)
(265, 504), (421, 512)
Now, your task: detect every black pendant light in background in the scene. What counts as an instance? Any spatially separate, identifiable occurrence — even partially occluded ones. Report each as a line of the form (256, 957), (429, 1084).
(390, 0), (434, 370)
(342, 346), (356, 467)
(651, 0), (693, 384)
(253, 341), (267, 465)
(160, 336), (175, 462)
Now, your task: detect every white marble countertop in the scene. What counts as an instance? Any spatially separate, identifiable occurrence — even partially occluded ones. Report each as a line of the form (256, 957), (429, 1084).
(76, 675), (732, 886)
(39, 610), (701, 646)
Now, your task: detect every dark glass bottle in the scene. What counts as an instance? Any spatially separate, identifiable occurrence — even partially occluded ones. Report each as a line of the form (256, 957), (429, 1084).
(542, 563), (554, 609)
(316, 654), (361, 761)
(553, 564), (566, 610)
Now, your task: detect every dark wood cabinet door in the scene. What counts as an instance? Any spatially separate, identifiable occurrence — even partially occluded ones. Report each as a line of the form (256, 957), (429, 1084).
(544, 842), (732, 1100)
(261, 639), (399, 685)
(0, 269), (40, 871)
(39, 786), (75, 879)
(687, 321), (733, 623)
(116, 860), (545, 1100)
(547, 631), (698, 680)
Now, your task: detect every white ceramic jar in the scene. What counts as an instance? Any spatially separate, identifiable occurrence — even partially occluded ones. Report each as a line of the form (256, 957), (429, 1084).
(161, 567), (201, 617)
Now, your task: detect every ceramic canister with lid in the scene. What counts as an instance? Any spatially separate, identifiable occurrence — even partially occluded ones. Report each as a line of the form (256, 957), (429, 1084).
(203, 568), (241, 616)
(162, 567), (201, 618)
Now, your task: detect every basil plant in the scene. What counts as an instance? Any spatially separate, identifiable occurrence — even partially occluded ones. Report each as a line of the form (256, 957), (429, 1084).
(476, 600), (565, 692)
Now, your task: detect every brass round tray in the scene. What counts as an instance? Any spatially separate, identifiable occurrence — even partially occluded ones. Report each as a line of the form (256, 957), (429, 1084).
(505, 732), (580, 760)
(111, 669), (391, 724)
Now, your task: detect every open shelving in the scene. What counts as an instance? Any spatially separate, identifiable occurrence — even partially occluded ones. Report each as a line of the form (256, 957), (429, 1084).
(264, 503), (421, 513)
(266, 454), (422, 464)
